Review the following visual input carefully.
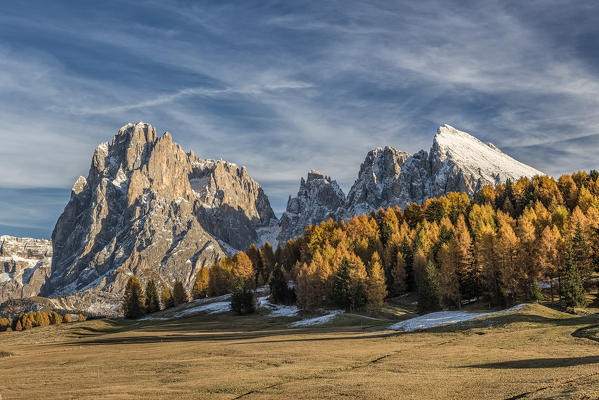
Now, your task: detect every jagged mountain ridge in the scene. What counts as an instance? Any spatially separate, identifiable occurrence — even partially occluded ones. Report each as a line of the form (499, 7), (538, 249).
(39, 122), (276, 314)
(276, 124), (543, 243)
(0, 122), (543, 315)
(277, 171), (346, 243)
(0, 236), (52, 304)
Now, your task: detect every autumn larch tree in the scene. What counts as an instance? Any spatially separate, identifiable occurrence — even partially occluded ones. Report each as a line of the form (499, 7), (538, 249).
(161, 285), (174, 309)
(366, 252), (387, 308)
(192, 267), (210, 299)
(389, 251), (408, 296)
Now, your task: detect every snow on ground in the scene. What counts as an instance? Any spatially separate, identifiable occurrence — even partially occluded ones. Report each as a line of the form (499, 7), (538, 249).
(0, 272), (12, 283)
(289, 310), (344, 327)
(140, 294), (232, 320)
(388, 304), (525, 332)
(173, 301), (231, 317)
(258, 296), (299, 317)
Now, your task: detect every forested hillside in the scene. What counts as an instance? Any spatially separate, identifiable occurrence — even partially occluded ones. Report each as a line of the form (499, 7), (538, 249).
(125, 171), (599, 318)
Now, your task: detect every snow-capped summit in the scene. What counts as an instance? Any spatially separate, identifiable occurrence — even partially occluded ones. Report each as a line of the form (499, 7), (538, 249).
(276, 124), (543, 243)
(396, 124), (543, 207)
(430, 124), (543, 192)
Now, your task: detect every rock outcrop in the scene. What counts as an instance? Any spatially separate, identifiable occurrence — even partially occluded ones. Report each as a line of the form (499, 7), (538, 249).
(276, 124), (543, 244)
(344, 146), (411, 218)
(0, 236), (52, 303)
(277, 171), (345, 243)
(1, 122), (544, 314)
(40, 122), (275, 314)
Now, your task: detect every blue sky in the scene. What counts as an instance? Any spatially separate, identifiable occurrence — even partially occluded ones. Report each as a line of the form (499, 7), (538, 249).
(2, 1), (599, 238)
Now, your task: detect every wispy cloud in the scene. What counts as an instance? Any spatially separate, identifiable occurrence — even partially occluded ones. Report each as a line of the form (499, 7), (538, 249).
(1, 0), (599, 237)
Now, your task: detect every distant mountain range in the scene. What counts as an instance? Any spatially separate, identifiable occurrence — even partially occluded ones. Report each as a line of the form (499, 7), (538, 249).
(0, 122), (543, 316)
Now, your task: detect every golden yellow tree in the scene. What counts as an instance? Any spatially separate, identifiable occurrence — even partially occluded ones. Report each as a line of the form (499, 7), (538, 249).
(233, 252), (255, 288)
(366, 252), (387, 308)
(192, 267), (210, 299)
(538, 225), (562, 303)
(438, 243), (460, 308)
(494, 219), (521, 304)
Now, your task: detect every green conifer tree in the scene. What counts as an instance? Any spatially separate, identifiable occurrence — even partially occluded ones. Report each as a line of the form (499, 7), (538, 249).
(230, 277), (256, 315)
(123, 276), (145, 319)
(269, 264), (294, 304)
(173, 281), (188, 306)
(145, 280), (160, 314)
(417, 261), (440, 313)
(332, 259), (352, 310)
(562, 245), (588, 308)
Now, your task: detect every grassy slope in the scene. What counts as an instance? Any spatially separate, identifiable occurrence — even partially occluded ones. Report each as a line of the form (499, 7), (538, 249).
(0, 301), (599, 399)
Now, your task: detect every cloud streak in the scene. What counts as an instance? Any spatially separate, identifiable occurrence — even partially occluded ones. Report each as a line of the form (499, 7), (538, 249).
(1, 0), (599, 237)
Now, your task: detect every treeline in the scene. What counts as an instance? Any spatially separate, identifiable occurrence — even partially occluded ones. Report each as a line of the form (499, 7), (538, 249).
(0, 311), (85, 332)
(195, 170), (599, 313)
(122, 278), (190, 319)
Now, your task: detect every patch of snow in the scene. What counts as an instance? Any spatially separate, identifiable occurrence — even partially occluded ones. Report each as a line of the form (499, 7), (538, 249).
(112, 167), (129, 190)
(0, 272), (12, 283)
(217, 239), (239, 256)
(256, 221), (280, 248)
(388, 304), (525, 332)
(141, 294), (233, 320)
(173, 301), (231, 317)
(258, 296), (300, 317)
(289, 309), (344, 327)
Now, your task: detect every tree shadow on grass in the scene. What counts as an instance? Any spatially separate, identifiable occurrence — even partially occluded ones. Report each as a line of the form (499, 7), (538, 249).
(54, 307), (599, 347)
(52, 313), (401, 347)
(58, 329), (400, 346)
(464, 355), (599, 369)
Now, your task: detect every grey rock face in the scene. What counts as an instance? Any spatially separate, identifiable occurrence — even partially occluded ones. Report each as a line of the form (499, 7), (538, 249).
(39, 122), (275, 315)
(0, 236), (52, 303)
(278, 125), (543, 245)
(345, 125), (543, 212)
(344, 146), (411, 217)
(277, 170), (346, 243)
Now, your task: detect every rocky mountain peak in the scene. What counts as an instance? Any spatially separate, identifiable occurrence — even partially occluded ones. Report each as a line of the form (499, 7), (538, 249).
(344, 146), (411, 218)
(40, 122), (276, 315)
(306, 170), (325, 182)
(428, 124), (543, 197)
(277, 170), (345, 243)
(278, 124), (544, 244)
(0, 236), (52, 304)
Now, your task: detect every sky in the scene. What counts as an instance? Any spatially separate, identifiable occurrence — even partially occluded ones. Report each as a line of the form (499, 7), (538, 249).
(2, 1), (599, 239)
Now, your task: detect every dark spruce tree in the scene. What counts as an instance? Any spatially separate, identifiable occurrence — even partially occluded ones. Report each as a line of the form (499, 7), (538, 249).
(145, 280), (160, 314)
(269, 264), (295, 304)
(173, 281), (189, 306)
(417, 261), (441, 313)
(230, 277), (257, 315)
(562, 245), (588, 309)
(332, 259), (352, 310)
(123, 276), (145, 319)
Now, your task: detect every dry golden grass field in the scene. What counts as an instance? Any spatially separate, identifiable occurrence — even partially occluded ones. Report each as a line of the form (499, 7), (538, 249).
(2, 299), (599, 400)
